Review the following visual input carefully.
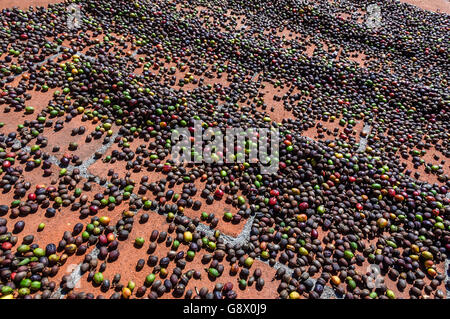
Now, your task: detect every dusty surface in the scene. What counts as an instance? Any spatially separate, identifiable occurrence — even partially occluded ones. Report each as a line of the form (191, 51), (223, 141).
(0, 0), (61, 10)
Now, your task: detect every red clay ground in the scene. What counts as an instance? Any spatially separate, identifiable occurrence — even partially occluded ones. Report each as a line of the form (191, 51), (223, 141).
(399, 0), (450, 14)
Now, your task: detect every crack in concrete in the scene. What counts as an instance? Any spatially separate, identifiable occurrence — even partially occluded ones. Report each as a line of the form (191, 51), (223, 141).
(76, 131), (120, 179)
(52, 192), (139, 298)
(8, 104), (446, 299)
(446, 258), (449, 299)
